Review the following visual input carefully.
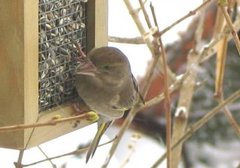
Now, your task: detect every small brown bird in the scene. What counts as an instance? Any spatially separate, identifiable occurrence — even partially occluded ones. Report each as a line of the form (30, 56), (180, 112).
(75, 46), (142, 163)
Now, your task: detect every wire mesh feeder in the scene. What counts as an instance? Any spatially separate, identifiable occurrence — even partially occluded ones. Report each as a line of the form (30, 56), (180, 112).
(38, 0), (87, 112)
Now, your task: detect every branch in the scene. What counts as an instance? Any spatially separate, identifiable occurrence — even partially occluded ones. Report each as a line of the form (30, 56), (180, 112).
(216, 95), (240, 137)
(14, 150), (24, 168)
(160, 0), (212, 35)
(150, 2), (159, 28)
(151, 89), (240, 168)
(137, 73), (189, 112)
(156, 34), (172, 168)
(0, 112), (98, 132)
(171, 4), (206, 166)
(138, 0), (152, 29)
(108, 36), (144, 44)
(37, 146), (56, 168)
(123, 0), (176, 83)
(21, 138), (116, 167)
(222, 102), (240, 137)
(199, 16), (240, 63)
(171, 51), (199, 168)
(219, 2), (240, 55)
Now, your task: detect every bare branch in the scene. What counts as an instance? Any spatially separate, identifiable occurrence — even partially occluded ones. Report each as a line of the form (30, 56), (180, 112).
(138, 0), (152, 28)
(108, 36), (144, 44)
(219, 3), (240, 55)
(37, 146), (57, 168)
(160, 0), (212, 35)
(151, 89), (240, 168)
(0, 112), (98, 132)
(171, 51), (199, 168)
(157, 35), (172, 168)
(21, 138), (116, 167)
(14, 150), (24, 168)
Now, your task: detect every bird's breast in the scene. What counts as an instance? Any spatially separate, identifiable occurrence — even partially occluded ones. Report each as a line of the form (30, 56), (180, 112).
(75, 75), (128, 119)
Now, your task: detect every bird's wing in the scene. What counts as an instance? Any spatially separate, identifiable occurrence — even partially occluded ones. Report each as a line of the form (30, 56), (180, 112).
(86, 121), (112, 163)
(132, 74), (145, 104)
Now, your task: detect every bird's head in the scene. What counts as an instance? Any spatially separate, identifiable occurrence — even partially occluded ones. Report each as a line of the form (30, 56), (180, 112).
(76, 47), (131, 85)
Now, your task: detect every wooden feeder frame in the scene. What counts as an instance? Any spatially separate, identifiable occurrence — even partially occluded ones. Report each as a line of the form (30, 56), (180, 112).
(0, 0), (108, 149)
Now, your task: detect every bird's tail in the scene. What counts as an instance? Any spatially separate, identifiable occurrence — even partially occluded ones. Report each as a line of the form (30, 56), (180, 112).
(86, 121), (112, 163)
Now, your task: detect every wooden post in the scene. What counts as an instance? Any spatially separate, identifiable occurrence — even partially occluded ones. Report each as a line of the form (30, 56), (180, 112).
(0, 0), (38, 149)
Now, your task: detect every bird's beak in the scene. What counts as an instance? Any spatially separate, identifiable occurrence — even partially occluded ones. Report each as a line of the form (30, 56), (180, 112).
(75, 62), (98, 76)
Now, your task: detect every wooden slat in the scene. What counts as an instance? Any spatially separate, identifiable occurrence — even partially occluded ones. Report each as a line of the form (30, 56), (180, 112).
(23, 0), (39, 148)
(86, 0), (108, 51)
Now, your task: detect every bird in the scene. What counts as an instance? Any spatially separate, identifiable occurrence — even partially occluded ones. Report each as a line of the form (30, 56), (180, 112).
(75, 46), (143, 163)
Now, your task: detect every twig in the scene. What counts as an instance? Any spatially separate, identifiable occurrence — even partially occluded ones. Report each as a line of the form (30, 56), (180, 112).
(214, 31), (228, 97)
(123, 0), (176, 82)
(21, 138), (116, 167)
(171, 50), (199, 168)
(213, 4), (225, 37)
(137, 73), (189, 112)
(110, 1), (214, 67)
(0, 112), (98, 132)
(14, 119), (42, 167)
(38, 146), (56, 168)
(108, 36), (144, 44)
(14, 150), (25, 168)
(223, 104), (240, 137)
(216, 95), (240, 137)
(157, 35), (172, 168)
(142, 52), (160, 97)
(150, 2), (159, 28)
(219, 2), (240, 55)
(150, 3), (172, 167)
(171, 5), (206, 166)
(160, 0), (212, 35)
(151, 89), (240, 168)
(193, 3), (206, 51)
(102, 108), (138, 167)
(138, 0), (152, 28)
(199, 16), (240, 63)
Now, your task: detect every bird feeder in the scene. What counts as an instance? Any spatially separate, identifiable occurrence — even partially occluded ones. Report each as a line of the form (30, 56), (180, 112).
(0, 0), (108, 149)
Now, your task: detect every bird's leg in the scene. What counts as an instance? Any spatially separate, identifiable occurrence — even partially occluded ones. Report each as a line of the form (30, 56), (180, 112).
(72, 102), (85, 113)
(71, 99), (90, 115)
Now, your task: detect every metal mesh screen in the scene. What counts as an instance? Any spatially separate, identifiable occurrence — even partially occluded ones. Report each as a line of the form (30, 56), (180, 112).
(38, 0), (87, 112)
